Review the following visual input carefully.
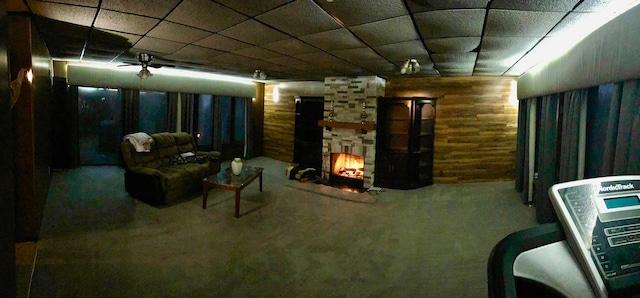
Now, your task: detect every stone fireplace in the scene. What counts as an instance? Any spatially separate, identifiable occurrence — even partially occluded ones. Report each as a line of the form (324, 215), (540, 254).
(321, 76), (385, 189)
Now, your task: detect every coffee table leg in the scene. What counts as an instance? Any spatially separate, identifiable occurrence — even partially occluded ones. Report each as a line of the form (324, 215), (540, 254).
(259, 172), (263, 192)
(235, 190), (240, 218)
(202, 183), (209, 209)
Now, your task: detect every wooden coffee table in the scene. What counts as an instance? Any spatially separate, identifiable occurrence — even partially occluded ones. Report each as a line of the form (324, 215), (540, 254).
(202, 166), (263, 218)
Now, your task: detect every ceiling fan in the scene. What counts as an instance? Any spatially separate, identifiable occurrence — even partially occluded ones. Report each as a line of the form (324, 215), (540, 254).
(118, 52), (169, 79)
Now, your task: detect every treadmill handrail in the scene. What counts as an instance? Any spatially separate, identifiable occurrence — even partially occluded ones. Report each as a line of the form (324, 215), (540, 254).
(487, 222), (566, 298)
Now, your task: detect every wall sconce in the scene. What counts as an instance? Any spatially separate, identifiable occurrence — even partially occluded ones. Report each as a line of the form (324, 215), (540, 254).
(400, 59), (420, 75)
(26, 69), (33, 83)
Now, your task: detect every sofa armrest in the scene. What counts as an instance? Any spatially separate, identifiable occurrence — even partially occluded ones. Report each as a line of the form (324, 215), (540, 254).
(196, 151), (221, 160)
(196, 151), (221, 173)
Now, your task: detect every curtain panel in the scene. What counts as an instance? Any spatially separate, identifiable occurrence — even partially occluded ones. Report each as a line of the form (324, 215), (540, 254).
(534, 94), (560, 223)
(122, 88), (140, 135)
(166, 92), (179, 132)
(244, 97), (254, 159)
(602, 79), (640, 175)
(515, 99), (528, 193)
(180, 93), (194, 134)
(558, 88), (594, 182)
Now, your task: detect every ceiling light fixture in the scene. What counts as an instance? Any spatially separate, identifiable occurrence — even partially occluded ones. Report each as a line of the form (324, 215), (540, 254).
(137, 67), (153, 79)
(400, 59), (420, 75)
(136, 53), (154, 79)
(253, 69), (267, 80)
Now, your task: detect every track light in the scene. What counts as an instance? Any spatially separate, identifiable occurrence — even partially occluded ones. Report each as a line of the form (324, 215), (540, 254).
(400, 58), (420, 75)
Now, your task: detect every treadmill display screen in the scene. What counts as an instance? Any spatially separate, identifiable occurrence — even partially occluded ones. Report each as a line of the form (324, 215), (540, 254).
(604, 196), (640, 209)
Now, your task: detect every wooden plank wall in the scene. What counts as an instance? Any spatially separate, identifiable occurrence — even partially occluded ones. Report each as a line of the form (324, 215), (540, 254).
(386, 77), (519, 183)
(264, 82), (324, 162)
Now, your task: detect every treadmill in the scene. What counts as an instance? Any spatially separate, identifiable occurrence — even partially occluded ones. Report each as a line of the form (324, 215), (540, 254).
(488, 176), (640, 298)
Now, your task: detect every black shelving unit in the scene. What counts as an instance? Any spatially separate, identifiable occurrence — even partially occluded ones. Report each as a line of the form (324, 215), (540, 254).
(374, 97), (437, 189)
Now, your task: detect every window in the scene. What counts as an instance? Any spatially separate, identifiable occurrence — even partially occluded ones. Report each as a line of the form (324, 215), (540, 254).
(197, 94), (214, 147)
(139, 90), (168, 134)
(77, 86), (122, 165)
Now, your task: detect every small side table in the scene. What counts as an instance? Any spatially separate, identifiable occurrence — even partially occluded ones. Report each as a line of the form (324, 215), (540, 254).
(202, 166), (263, 218)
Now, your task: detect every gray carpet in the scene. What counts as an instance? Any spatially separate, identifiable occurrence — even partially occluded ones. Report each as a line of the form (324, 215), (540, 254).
(30, 157), (537, 297)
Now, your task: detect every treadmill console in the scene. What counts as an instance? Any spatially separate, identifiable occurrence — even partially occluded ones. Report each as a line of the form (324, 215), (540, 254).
(550, 176), (640, 297)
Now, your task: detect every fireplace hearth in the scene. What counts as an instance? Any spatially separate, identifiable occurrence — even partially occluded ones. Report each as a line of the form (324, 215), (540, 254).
(329, 153), (364, 190)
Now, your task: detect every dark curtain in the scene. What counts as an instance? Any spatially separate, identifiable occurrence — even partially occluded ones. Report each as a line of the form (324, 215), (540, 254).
(212, 96), (222, 152)
(584, 84), (613, 178)
(558, 88), (595, 182)
(244, 97), (254, 159)
(515, 99), (528, 192)
(602, 79), (640, 175)
(180, 93), (194, 134)
(518, 98), (536, 205)
(122, 88), (140, 135)
(68, 85), (80, 168)
(534, 94), (560, 223)
(166, 92), (179, 132)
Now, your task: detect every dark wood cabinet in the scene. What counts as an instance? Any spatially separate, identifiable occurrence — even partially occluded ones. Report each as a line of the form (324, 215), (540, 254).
(375, 97), (437, 189)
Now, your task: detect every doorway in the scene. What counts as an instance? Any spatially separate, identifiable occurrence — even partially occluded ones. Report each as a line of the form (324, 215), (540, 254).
(293, 96), (324, 172)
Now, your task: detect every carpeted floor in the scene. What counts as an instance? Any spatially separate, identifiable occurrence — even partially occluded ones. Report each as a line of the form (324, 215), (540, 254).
(26, 156), (537, 297)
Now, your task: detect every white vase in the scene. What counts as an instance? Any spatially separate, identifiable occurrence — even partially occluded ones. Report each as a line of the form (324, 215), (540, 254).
(231, 158), (243, 175)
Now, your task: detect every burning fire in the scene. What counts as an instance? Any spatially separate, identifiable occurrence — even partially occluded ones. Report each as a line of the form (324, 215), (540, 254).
(331, 153), (364, 180)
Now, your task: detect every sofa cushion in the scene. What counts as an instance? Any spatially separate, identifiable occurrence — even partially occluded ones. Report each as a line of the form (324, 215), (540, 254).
(153, 132), (179, 165)
(173, 132), (196, 153)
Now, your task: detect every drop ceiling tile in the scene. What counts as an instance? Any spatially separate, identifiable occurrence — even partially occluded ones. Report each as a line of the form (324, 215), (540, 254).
(431, 52), (477, 66)
(356, 59), (399, 73)
(330, 48), (384, 63)
(133, 36), (186, 54)
(574, 0), (622, 12)
(484, 10), (566, 37)
(101, 0), (180, 18)
(165, 45), (224, 62)
(102, 30), (143, 46)
(193, 34), (253, 51)
(87, 30), (133, 53)
(233, 47), (288, 60)
(478, 37), (539, 64)
(94, 10), (160, 35)
(294, 52), (345, 64)
(256, 0), (341, 37)
(406, 0), (490, 12)
(350, 16), (420, 46)
(490, 0), (579, 12)
(439, 69), (473, 76)
(213, 0), (294, 16)
(425, 37), (481, 53)
(473, 68), (508, 76)
(28, 2), (97, 26)
(218, 19), (291, 45)
(266, 55), (312, 66)
(211, 53), (260, 65)
(374, 40), (429, 60)
(262, 39), (320, 55)
(147, 21), (211, 44)
(414, 9), (485, 38)
(31, 0), (99, 6)
(166, 0), (249, 32)
(322, 0), (408, 26)
(299, 28), (365, 51)
(546, 12), (605, 37)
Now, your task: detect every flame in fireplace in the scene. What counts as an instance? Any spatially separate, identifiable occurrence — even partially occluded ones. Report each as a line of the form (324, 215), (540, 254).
(331, 153), (364, 180)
